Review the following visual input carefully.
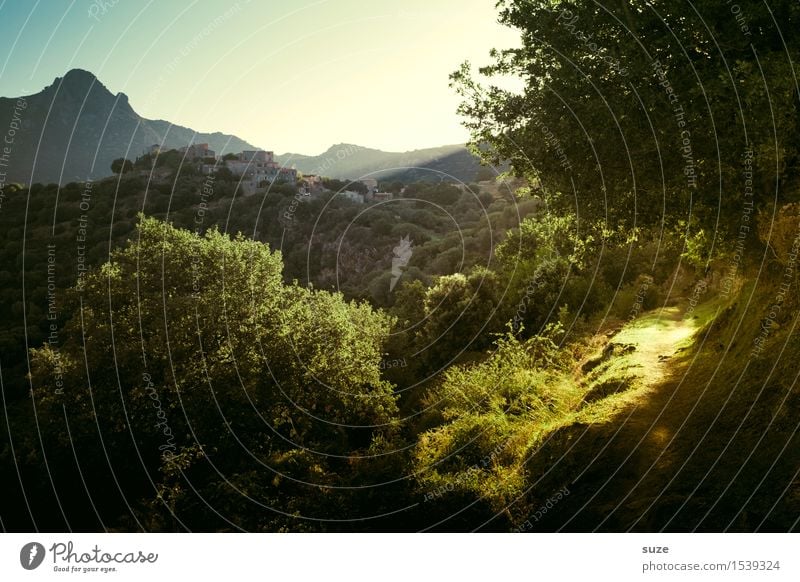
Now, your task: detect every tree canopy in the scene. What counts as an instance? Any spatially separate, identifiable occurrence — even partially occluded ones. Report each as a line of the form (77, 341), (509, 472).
(452, 0), (800, 262)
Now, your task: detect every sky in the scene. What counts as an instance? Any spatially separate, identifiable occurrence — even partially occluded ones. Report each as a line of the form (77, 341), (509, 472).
(0, 0), (520, 155)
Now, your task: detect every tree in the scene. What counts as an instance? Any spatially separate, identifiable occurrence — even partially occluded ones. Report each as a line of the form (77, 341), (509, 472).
(322, 177), (348, 191)
(349, 180), (369, 194)
(416, 266), (506, 370)
(214, 165), (235, 181)
(111, 157), (134, 174)
(381, 181), (405, 195)
(452, 0), (800, 262)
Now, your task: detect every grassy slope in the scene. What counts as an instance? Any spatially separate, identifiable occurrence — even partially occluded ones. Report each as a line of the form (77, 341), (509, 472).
(505, 283), (799, 532)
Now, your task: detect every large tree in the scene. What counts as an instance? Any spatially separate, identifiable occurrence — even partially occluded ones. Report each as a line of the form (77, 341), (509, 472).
(453, 0), (800, 261)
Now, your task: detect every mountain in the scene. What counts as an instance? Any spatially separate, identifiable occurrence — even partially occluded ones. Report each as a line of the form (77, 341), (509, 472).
(275, 143), (483, 183)
(0, 69), (485, 185)
(0, 69), (257, 184)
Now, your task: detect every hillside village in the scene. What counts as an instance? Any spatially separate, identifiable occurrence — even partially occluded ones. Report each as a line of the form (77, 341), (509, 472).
(141, 143), (397, 201)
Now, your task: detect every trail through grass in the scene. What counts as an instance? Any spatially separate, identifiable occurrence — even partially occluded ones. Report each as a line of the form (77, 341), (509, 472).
(529, 299), (731, 531)
(612, 306), (697, 385)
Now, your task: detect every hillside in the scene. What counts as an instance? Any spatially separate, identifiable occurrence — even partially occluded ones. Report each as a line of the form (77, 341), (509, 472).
(275, 143), (484, 183)
(528, 290), (800, 533)
(1, 0), (798, 536)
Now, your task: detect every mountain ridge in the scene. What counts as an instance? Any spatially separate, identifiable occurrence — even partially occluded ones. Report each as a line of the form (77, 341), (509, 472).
(274, 142), (481, 183)
(0, 69), (482, 185)
(0, 68), (257, 184)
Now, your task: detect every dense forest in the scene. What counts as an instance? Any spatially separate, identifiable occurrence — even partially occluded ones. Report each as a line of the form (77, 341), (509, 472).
(2, 0), (800, 532)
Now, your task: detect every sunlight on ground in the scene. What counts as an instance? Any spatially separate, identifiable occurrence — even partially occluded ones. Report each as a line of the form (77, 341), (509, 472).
(575, 296), (728, 430)
(613, 306), (697, 385)
(575, 304), (703, 425)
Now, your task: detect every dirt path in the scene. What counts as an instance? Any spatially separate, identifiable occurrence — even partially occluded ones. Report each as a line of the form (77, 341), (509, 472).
(523, 296), (800, 533)
(533, 302), (711, 531)
(612, 305), (697, 386)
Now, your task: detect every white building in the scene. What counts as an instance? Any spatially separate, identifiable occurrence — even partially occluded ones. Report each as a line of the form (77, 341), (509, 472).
(299, 174), (324, 195)
(367, 191), (394, 202)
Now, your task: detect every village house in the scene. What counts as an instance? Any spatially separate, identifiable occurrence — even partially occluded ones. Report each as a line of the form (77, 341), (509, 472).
(360, 178), (378, 193)
(179, 143), (216, 160)
(299, 174), (324, 195)
(367, 191), (394, 202)
(223, 149), (297, 195)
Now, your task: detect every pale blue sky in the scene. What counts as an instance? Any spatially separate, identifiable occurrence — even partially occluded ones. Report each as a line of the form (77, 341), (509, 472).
(0, 0), (520, 154)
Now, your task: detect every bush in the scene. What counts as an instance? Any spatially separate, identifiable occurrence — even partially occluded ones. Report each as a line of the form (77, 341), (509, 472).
(414, 331), (579, 517)
(27, 216), (400, 530)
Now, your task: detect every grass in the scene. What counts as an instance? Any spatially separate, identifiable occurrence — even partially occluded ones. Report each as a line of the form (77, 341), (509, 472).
(518, 280), (800, 532)
(413, 282), (799, 532)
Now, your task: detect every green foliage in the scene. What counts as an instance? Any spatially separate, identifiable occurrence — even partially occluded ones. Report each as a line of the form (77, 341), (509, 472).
(26, 216), (399, 530)
(111, 157), (134, 174)
(404, 182), (461, 206)
(415, 267), (506, 370)
(496, 212), (579, 268)
(4, 1), (798, 533)
(452, 0), (800, 261)
(414, 331), (579, 517)
(757, 203), (800, 266)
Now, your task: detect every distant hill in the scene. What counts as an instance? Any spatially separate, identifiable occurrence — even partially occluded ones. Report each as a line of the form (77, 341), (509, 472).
(275, 143), (484, 183)
(0, 68), (486, 185)
(0, 69), (256, 184)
